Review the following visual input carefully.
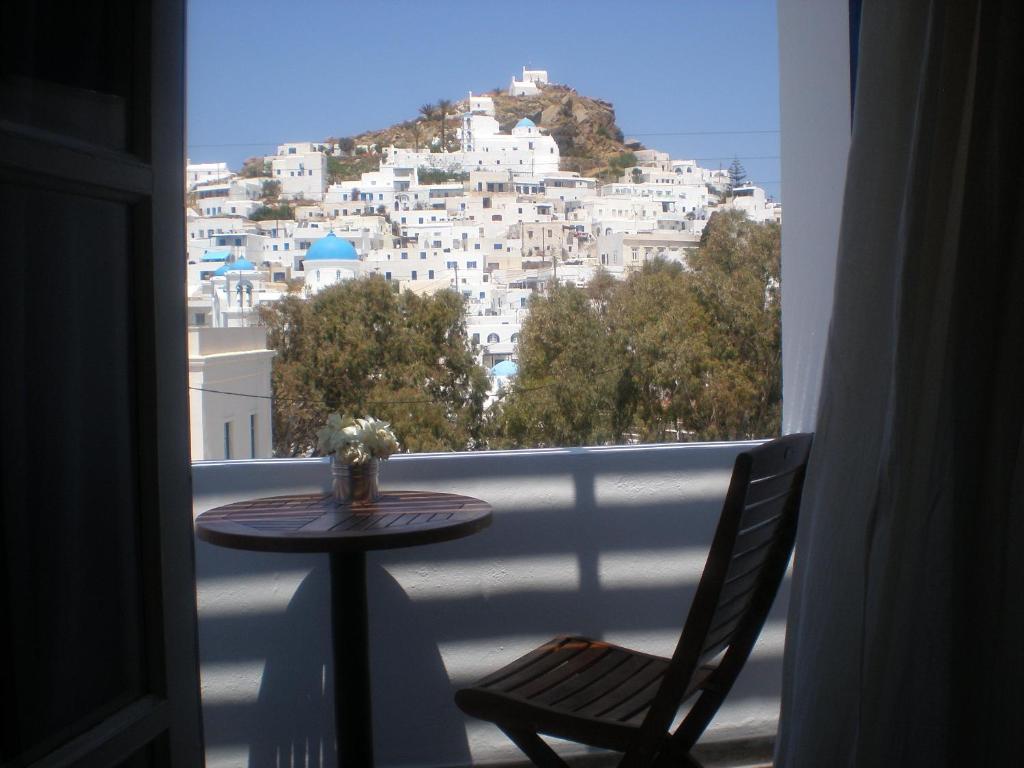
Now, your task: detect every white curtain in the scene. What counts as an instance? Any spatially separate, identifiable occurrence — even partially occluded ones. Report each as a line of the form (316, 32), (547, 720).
(777, 1), (1024, 765)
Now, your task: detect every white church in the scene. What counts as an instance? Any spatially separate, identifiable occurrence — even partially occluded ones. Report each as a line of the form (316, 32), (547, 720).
(384, 84), (560, 177)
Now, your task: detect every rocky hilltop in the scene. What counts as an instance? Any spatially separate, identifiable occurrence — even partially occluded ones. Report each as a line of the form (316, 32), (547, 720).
(336, 83), (641, 181)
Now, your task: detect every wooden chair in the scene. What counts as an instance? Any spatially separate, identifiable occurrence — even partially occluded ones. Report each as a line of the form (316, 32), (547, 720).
(455, 433), (814, 768)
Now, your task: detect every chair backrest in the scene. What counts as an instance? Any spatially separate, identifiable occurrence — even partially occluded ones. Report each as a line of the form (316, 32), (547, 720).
(625, 433), (814, 766)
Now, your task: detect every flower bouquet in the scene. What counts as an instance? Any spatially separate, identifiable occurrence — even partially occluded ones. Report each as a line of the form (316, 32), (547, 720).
(317, 414), (399, 505)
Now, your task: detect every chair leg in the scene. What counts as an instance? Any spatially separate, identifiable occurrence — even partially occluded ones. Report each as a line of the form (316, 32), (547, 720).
(652, 750), (702, 768)
(500, 727), (572, 768)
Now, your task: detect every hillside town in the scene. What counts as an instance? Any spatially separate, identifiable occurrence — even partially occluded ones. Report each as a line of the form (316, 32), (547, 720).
(186, 68), (781, 460)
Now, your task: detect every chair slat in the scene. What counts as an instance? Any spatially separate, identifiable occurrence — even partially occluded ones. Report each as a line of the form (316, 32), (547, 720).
(597, 675), (665, 723)
(490, 639), (592, 693)
(512, 646), (610, 699)
(555, 653), (656, 712)
(573, 654), (667, 716)
(475, 636), (575, 688)
(716, 564), (763, 608)
(533, 647), (632, 706)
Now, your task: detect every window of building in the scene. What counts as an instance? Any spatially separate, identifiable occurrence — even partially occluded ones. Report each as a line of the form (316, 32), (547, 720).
(487, 333), (499, 343)
(467, 261), (477, 268)
(249, 414), (257, 459)
(411, 271), (417, 280)
(223, 422), (232, 459)
(428, 270), (434, 279)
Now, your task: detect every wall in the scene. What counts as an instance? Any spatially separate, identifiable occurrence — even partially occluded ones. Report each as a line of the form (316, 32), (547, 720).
(778, 0), (850, 432)
(193, 442), (789, 768)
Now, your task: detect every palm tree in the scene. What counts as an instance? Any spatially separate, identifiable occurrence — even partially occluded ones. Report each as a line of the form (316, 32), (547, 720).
(437, 98), (453, 151)
(418, 103), (436, 121)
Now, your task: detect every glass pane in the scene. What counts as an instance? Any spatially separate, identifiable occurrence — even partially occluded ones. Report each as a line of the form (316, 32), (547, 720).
(0, 183), (146, 763)
(0, 1), (141, 150)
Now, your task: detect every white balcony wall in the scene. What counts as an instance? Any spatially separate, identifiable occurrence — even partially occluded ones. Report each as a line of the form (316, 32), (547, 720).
(193, 442), (786, 768)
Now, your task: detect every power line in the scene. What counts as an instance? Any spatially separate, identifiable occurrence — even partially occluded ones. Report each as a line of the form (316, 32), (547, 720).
(188, 366), (625, 409)
(694, 155), (781, 162)
(189, 130), (781, 150)
(625, 129), (780, 137)
(188, 141), (280, 148)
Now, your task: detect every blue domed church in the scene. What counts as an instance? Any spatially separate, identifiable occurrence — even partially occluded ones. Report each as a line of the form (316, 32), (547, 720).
(301, 232), (362, 293)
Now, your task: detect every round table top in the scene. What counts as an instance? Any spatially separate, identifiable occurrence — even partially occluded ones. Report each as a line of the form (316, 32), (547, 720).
(195, 490), (492, 554)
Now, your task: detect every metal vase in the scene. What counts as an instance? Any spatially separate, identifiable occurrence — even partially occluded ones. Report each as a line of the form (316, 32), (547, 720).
(331, 457), (380, 506)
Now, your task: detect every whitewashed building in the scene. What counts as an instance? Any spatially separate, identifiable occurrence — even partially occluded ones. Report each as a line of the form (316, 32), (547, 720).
(188, 326), (274, 460)
(509, 66), (549, 96)
(269, 143), (327, 201)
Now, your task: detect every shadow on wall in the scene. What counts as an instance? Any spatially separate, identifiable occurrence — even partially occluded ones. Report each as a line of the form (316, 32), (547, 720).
(194, 442), (782, 767)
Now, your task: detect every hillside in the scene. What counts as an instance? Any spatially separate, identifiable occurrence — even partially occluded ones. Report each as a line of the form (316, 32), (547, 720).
(327, 83), (642, 182)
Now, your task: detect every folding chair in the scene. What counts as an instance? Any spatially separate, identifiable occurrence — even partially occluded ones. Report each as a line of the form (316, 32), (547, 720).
(455, 433), (814, 767)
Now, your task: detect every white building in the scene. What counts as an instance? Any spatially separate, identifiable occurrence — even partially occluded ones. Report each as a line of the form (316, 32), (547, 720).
(188, 326), (275, 460)
(269, 143), (327, 201)
(185, 160), (231, 189)
(723, 184), (782, 224)
(384, 97), (560, 177)
(509, 66), (549, 97)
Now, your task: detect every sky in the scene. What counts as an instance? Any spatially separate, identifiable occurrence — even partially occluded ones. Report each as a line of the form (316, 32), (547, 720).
(187, 0), (780, 198)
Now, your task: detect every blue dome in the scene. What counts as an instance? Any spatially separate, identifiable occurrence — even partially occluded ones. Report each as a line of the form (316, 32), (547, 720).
(490, 360), (519, 377)
(212, 258), (255, 276)
(305, 232), (358, 261)
(515, 118), (536, 129)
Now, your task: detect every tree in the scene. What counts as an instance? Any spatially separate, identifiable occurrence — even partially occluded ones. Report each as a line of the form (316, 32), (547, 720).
(261, 179), (281, 201)
(630, 167), (644, 184)
(610, 259), (712, 442)
(437, 98), (453, 151)
(418, 103), (436, 122)
(492, 284), (627, 447)
(492, 215), (781, 447)
(249, 202), (294, 221)
(260, 276), (490, 456)
(728, 156), (747, 189)
(686, 210), (781, 440)
(240, 156), (269, 178)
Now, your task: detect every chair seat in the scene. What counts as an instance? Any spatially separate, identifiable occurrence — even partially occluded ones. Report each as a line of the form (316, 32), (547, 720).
(455, 635), (713, 753)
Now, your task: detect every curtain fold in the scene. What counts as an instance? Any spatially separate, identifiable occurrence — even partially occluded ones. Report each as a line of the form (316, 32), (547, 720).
(777, 1), (1024, 765)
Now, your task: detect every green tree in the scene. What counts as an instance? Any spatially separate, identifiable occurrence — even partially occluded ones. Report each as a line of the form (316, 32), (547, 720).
(687, 210), (781, 439)
(494, 284), (626, 447)
(610, 259), (712, 442)
(437, 98), (453, 151)
(728, 156), (747, 190)
(240, 156), (270, 178)
(249, 202), (293, 221)
(492, 215), (781, 447)
(260, 277), (490, 456)
(261, 179), (282, 201)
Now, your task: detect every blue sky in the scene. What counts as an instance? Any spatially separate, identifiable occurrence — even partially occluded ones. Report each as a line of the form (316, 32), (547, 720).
(187, 0), (780, 198)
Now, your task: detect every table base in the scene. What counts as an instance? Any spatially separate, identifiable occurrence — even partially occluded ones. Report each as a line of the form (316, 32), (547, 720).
(330, 551), (373, 767)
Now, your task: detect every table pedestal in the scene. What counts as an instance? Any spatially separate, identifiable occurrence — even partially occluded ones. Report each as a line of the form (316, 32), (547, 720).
(195, 491), (492, 768)
(330, 551), (373, 767)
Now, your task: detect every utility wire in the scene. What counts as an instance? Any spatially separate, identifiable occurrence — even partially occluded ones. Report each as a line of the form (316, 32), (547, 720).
(625, 129), (780, 136)
(188, 366), (625, 409)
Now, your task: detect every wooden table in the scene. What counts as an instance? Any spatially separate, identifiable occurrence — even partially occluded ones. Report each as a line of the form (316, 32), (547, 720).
(195, 490), (493, 768)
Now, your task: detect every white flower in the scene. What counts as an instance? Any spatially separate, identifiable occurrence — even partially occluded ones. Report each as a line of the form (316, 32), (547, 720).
(318, 413), (400, 464)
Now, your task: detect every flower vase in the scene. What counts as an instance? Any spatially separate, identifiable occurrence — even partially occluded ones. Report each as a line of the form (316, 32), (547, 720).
(331, 456), (380, 506)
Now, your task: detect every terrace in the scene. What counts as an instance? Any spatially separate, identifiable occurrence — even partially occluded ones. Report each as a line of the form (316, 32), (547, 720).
(192, 443), (781, 767)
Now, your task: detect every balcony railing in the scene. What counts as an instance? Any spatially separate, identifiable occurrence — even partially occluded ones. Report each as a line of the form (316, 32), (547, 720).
(193, 442), (784, 768)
